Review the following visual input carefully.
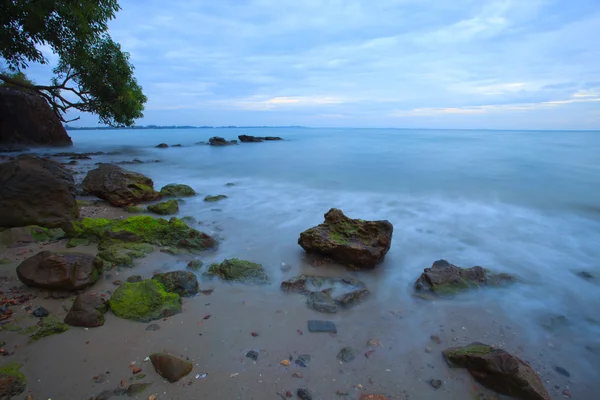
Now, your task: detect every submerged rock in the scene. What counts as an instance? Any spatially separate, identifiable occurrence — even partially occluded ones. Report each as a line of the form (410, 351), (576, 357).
(109, 279), (182, 322)
(0, 362), (27, 398)
(0, 155), (79, 228)
(160, 184), (196, 197)
(238, 134), (264, 142)
(17, 251), (103, 291)
(148, 200), (179, 215)
(306, 291), (337, 313)
(82, 164), (161, 207)
(307, 320), (337, 333)
(149, 353), (193, 382)
(187, 260), (203, 271)
(152, 270), (199, 297)
(337, 347), (355, 363)
(64, 293), (108, 327)
(298, 208), (393, 269)
(442, 342), (551, 400)
(0, 225), (64, 247)
(32, 306), (49, 318)
(208, 136), (236, 146)
(281, 275), (370, 311)
(205, 259), (269, 284)
(28, 316), (69, 341)
(204, 194), (227, 202)
(414, 260), (515, 297)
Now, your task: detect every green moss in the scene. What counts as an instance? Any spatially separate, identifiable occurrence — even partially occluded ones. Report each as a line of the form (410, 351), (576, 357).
(148, 200), (179, 215)
(98, 242), (154, 267)
(125, 205), (145, 214)
(0, 362), (26, 398)
(205, 258), (269, 284)
(204, 194), (228, 202)
(160, 184), (196, 197)
(109, 279), (182, 322)
(0, 226), (63, 246)
(1, 323), (22, 332)
(27, 317), (69, 342)
(0, 258), (12, 265)
(0, 363), (25, 381)
(66, 237), (90, 248)
(187, 260), (203, 271)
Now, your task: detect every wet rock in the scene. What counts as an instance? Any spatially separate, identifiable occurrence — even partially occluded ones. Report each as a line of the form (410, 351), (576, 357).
(127, 275), (143, 283)
(28, 316), (69, 341)
(17, 251), (103, 290)
(555, 366), (570, 377)
(208, 136), (236, 146)
(97, 242), (153, 267)
(307, 320), (337, 333)
(149, 353), (193, 382)
(238, 135), (264, 142)
(281, 275), (370, 309)
(0, 362), (26, 399)
(298, 208), (393, 269)
(160, 184), (196, 197)
(32, 306), (49, 318)
(0, 225), (64, 247)
(428, 379), (442, 389)
(414, 260), (515, 297)
(152, 270), (199, 297)
(246, 350), (259, 360)
(205, 259), (269, 284)
(442, 342), (551, 400)
(337, 347), (355, 363)
(126, 382), (152, 395)
(187, 260), (203, 271)
(146, 323), (160, 331)
(156, 143), (168, 148)
(109, 279), (182, 322)
(306, 291), (337, 313)
(0, 155), (79, 228)
(297, 388), (313, 400)
(95, 390), (113, 400)
(148, 200), (179, 215)
(82, 164), (161, 207)
(64, 293), (108, 327)
(66, 237), (90, 248)
(204, 194), (228, 202)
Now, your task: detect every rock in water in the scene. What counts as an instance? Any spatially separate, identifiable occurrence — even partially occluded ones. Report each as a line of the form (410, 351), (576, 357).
(208, 136), (236, 146)
(306, 291), (337, 313)
(297, 388), (313, 400)
(82, 164), (160, 207)
(442, 342), (551, 400)
(17, 251), (103, 291)
(205, 259), (269, 284)
(0, 87), (72, 146)
(160, 184), (196, 197)
(298, 208), (393, 269)
(148, 200), (179, 215)
(0, 362), (27, 399)
(238, 135), (264, 142)
(0, 156), (79, 228)
(307, 320), (337, 333)
(149, 353), (193, 382)
(64, 293), (108, 327)
(337, 347), (355, 363)
(109, 279), (182, 322)
(281, 275), (370, 309)
(152, 270), (199, 297)
(204, 194), (228, 202)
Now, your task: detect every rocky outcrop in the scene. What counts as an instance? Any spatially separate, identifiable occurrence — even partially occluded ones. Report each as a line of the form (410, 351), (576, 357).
(148, 200), (179, 215)
(82, 164), (161, 207)
(16, 251), (103, 291)
(0, 87), (72, 146)
(414, 260), (515, 298)
(64, 293), (108, 327)
(205, 259), (269, 284)
(442, 343), (551, 400)
(149, 353), (193, 383)
(208, 137), (237, 146)
(238, 135), (264, 142)
(109, 279), (182, 322)
(152, 270), (199, 297)
(298, 209), (393, 269)
(159, 184), (196, 197)
(0, 155), (79, 228)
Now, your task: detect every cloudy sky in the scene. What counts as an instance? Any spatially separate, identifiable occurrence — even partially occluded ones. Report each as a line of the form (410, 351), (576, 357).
(28, 0), (600, 129)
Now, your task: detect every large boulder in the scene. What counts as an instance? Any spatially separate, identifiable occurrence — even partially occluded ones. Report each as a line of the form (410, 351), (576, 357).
(205, 259), (269, 284)
(109, 279), (182, 322)
(64, 293), (108, 327)
(442, 343), (551, 400)
(16, 251), (103, 291)
(298, 209), (393, 269)
(0, 155), (79, 228)
(0, 87), (72, 146)
(82, 164), (160, 207)
(152, 270), (199, 297)
(238, 135), (264, 142)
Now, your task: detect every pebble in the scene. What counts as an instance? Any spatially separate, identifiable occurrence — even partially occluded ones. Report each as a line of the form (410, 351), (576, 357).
(337, 347), (355, 363)
(555, 366), (571, 377)
(430, 335), (441, 344)
(246, 350), (259, 361)
(32, 306), (49, 318)
(145, 324), (160, 331)
(307, 320), (337, 333)
(297, 388), (313, 400)
(429, 379), (442, 389)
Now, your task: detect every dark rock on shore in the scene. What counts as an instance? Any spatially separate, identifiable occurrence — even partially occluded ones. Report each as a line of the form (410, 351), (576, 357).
(298, 209), (393, 269)
(205, 259), (269, 284)
(0, 155), (79, 228)
(17, 251), (103, 291)
(209, 136), (237, 146)
(307, 320), (337, 333)
(281, 275), (370, 311)
(160, 184), (196, 197)
(149, 353), (193, 382)
(109, 279), (182, 322)
(414, 260), (515, 297)
(82, 164), (161, 207)
(64, 293), (108, 327)
(0, 87), (73, 146)
(0, 362), (26, 399)
(297, 388), (313, 400)
(148, 199), (179, 215)
(307, 291), (337, 313)
(442, 342), (551, 400)
(152, 270), (199, 297)
(32, 306), (49, 318)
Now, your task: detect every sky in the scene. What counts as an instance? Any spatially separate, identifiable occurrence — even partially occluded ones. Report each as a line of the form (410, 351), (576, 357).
(24, 0), (600, 129)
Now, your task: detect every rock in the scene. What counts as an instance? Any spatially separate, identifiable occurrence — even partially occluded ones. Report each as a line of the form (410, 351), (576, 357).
(238, 135), (264, 142)
(82, 164), (161, 207)
(306, 291), (337, 313)
(146, 323), (160, 331)
(262, 136), (283, 140)
(28, 316), (69, 341)
(428, 379), (442, 389)
(66, 237), (90, 248)
(64, 293), (108, 327)
(442, 342), (551, 400)
(576, 271), (594, 280)
(32, 306), (49, 318)
(0, 155), (79, 228)
(160, 184), (196, 197)
(109, 279), (182, 322)
(0, 362), (26, 399)
(187, 260), (203, 271)
(337, 347), (355, 363)
(298, 208), (393, 269)
(97, 242), (153, 267)
(360, 396), (387, 400)
(246, 350), (259, 360)
(208, 137), (236, 146)
(205, 259), (269, 284)
(414, 260), (515, 297)
(152, 270), (199, 297)
(149, 353), (193, 383)
(155, 143), (169, 148)
(204, 194), (227, 202)
(307, 320), (337, 333)
(172, 144), (182, 147)
(126, 383), (152, 395)
(0, 225), (64, 247)
(225, 182), (235, 187)
(281, 275), (370, 309)
(127, 275), (143, 283)
(148, 200), (179, 215)
(297, 388), (313, 400)
(0, 87), (73, 146)
(17, 251), (103, 290)
(555, 366), (570, 377)
(95, 390), (113, 400)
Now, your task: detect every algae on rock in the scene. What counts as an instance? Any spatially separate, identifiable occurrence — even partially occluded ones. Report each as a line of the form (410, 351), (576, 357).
(152, 270), (199, 297)
(204, 194), (228, 202)
(160, 184), (196, 197)
(97, 242), (154, 267)
(0, 362), (26, 399)
(26, 316), (69, 342)
(148, 200), (179, 215)
(109, 279), (182, 322)
(0, 225), (64, 247)
(205, 258), (269, 284)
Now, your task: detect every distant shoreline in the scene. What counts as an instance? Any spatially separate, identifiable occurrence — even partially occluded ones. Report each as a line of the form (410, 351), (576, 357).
(64, 125), (307, 131)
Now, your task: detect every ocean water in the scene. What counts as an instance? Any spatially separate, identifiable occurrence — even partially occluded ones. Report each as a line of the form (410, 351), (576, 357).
(58, 127), (600, 389)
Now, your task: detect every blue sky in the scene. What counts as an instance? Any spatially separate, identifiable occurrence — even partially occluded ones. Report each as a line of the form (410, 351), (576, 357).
(26, 0), (600, 129)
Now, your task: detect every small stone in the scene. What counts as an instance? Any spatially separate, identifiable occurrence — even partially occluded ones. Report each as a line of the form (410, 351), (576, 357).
(94, 374), (107, 383)
(576, 271), (594, 280)
(32, 306), (49, 318)
(146, 323), (160, 331)
(307, 320), (337, 333)
(430, 335), (441, 344)
(562, 389), (571, 398)
(285, 390), (293, 397)
(425, 346), (432, 353)
(126, 383), (152, 396)
(336, 390), (349, 396)
(555, 366), (570, 377)
(149, 353), (193, 382)
(251, 332), (259, 337)
(293, 372), (303, 378)
(429, 379), (442, 389)
(297, 388), (313, 400)
(246, 350), (259, 361)
(337, 347), (355, 363)
(127, 275), (143, 283)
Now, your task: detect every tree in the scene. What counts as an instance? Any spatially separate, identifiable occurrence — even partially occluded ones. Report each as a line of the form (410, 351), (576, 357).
(0, 0), (147, 126)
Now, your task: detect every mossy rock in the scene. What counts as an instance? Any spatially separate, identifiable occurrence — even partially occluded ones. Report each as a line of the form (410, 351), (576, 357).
(0, 225), (64, 247)
(204, 195), (228, 202)
(26, 316), (69, 342)
(66, 237), (90, 248)
(160, 184), (196, 197)
(109, 279), (182, 322)
(97, 242), (154, 267)
(125, 205), (145, 214)
(67, 216), (217, 254)
(0, 362), (26, 399)
(205, 258), (269, 284)
(148, 200), (179, 215)
(187, 260), (203, 271)
(152, 270), (199, 297)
